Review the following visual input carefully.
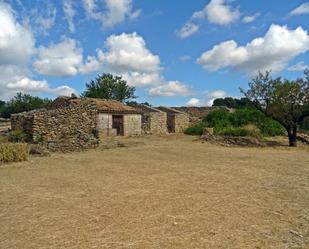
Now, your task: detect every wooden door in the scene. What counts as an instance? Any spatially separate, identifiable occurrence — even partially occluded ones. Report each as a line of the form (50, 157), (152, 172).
(112, 115), (124, 136)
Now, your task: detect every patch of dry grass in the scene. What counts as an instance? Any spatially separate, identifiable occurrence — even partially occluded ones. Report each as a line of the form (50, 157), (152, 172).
(0, 143), (28, 163)
(0, 135), (308, 248)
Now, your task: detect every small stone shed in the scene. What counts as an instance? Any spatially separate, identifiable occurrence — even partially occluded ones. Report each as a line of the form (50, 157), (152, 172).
(11, 97), (142, 152)
(157, 107), (190, 133)
(49, 96), (142, 137)
(134, 105), (167, 135)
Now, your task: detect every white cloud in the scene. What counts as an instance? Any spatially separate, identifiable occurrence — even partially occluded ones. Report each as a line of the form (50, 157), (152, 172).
(192, 0), (240, 25)
(288, 61), (309, 72)
(0, 65), (76, 99)
(179, 55), (191, 62)
(149, 81), (191, 97)
(186, 98), (201, 106)
(82, 0), (141, 28)
(176, 0), (239, 39)
(63, 0), (76, 33)
(0, 2), (35, 65)
(197, 24), (309, 74)
(29, 1), (57, 35)
(100, 32), (161, 73)
(34, 38), (83, 77)
(242, 13), (260, 23)
(175, 23), (199, 39)
(0, 3), (76, 99)
(205, 90), (227, 106)
(291, 3), (309, 16)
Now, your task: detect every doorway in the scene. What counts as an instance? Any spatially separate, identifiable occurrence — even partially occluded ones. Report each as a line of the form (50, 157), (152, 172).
(112, 115), (124, 136)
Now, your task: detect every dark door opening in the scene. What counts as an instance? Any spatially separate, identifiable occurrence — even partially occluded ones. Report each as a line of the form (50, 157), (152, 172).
(112, 115), (124, 136)
(167, 114), (175, 133)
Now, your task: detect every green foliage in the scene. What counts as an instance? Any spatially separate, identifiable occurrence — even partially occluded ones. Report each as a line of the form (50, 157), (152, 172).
(9, 130), (31, 143)
(215, 127), (262, 138)
(0, 93), (51, 118)
(0, 143), (28, 163)
(203, 109), (285, 137)
(82, 73), (137, 102)
(241, 70), (309, 146)
(301, 117), (309, 131)
(185, 123), (208, 136)
(126, 101), (151, 107)
(212, 97), (255, 109)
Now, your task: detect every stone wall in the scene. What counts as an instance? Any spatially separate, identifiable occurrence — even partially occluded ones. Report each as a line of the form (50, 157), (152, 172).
(123, 114), (142, 136)
(173, 106), (231, 118)
(174, 113), (190, 133)
(142, 112), (167, 135)
(11, 111), (35, 137)
(157, 107), (190, 133)
(97, 113), (142, 137)
(11, 103), (99, 152)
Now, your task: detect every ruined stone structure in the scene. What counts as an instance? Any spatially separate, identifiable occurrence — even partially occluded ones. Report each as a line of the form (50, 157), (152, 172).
(11, 100), (98, 152)
(157, 107), (190, 133)
(11, 97), (142, 152)
(134, 105), (167, 135)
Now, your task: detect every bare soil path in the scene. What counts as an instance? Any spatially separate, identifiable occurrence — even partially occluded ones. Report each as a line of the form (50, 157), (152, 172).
(1, 135), (309, 248)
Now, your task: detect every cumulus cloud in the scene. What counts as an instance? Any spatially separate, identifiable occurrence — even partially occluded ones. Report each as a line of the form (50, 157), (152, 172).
(288, 61), (309, 72)
(0, 2), (35, 65)
(175, 23), (199, 39)
(186, 98), (201, 106)
(0, 65), (75, 99)
(205, 90), (227, 106)
(0, 3), (76, 99)
(197, 24), (309, 74)
(291, 3), (309, 16)
(63, 0), (76, 33)
(176, 0), (239, 39)
(242, 13), (260, 23)
(34, 38), (83, 77)
(149, 81), (191, 97)
(193, 0), (240, 25)
(83, 0), (141, 28)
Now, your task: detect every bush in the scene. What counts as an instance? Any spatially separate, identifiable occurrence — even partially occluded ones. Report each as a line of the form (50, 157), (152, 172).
(9, 130), (31, 143)
(0, 143), (28, 163)
(215, 127), (262, 138)
(203, 109), (285, 137)
(185, 123), (208, 136)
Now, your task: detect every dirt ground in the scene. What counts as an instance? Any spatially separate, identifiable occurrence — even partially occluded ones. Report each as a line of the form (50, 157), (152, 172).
(0, 135), (309, 249)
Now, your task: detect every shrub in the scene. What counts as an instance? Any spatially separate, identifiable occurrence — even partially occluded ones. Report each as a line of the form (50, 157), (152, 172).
(9, 130), (31, 143)
(215, 127), (262, 138)
(259, 117), (285, 136)
(203, 109), (285, 137)
(0, 143), (28, 163)
(185, 123), (208, 136)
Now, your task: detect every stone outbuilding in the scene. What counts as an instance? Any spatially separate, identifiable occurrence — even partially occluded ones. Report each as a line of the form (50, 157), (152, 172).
(157, 107), (190, 133)
(133, 105), (167, 135)
(11, 96), (142, 152)
(49, 96), (142, 137)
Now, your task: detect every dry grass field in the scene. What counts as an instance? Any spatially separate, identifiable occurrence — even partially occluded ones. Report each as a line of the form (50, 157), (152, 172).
(0, 135), (309, 249)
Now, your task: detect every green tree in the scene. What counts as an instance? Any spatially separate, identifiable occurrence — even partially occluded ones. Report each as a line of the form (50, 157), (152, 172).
(82, 73), (137, 102)
(241, 71), (309, 147)
(0, 93), (51, 118)
(212, 97), (255, 109)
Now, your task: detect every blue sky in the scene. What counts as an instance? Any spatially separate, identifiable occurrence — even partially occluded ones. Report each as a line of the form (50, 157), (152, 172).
(0, 0), (309, 106)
